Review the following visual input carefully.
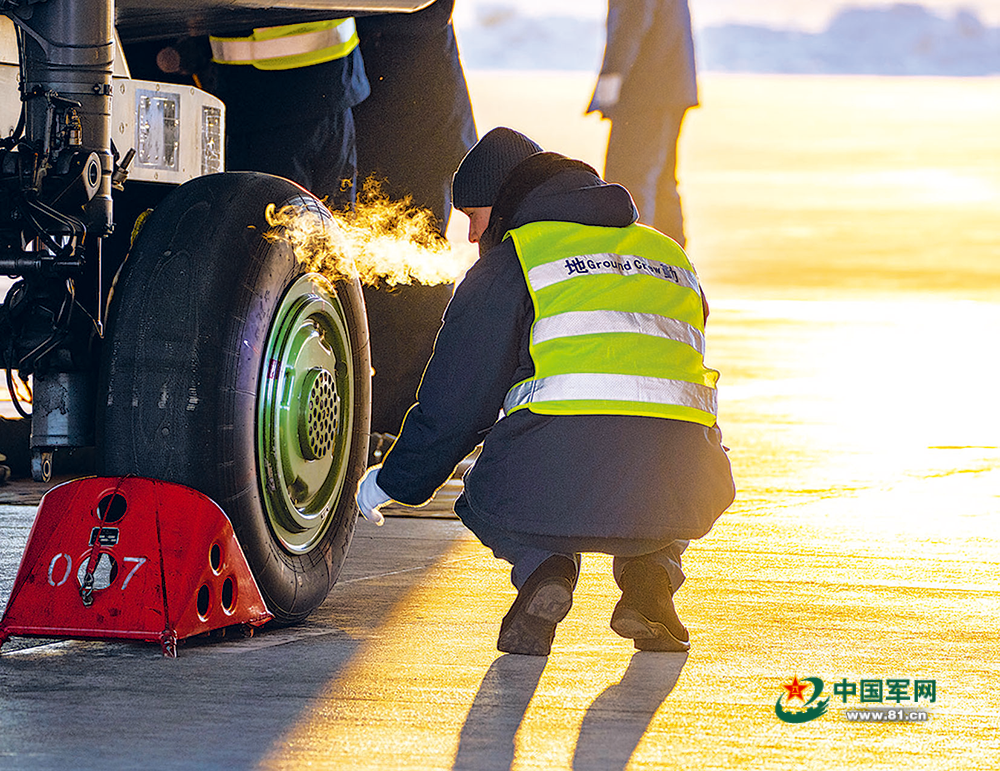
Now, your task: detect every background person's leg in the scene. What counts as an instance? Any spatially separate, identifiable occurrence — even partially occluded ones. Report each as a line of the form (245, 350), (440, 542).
(226, 110), (358, 210)
(604, 107), (689, 248)
(603, 111), (665, 228)
(651, 108), (688, 248)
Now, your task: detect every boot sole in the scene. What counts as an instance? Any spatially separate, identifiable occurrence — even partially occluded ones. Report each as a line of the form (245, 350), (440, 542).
(610, 606), (690, 652)
(497, 579), (574, 656)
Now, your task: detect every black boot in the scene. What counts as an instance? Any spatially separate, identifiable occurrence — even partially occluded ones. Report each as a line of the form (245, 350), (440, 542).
(497, 555), (578, 656)
(610, 560), (690, 652)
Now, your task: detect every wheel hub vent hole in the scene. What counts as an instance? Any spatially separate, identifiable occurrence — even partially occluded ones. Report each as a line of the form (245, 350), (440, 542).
(299, 368), (339, 460)
(77, 553), (118, 591)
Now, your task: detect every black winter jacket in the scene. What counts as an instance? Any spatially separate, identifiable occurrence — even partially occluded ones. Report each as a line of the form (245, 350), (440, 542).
(378, 155), (734, 542)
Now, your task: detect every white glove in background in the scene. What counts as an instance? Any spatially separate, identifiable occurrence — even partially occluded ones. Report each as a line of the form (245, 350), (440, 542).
(356, 465), (392, 526)
(592, 73), (622, 112)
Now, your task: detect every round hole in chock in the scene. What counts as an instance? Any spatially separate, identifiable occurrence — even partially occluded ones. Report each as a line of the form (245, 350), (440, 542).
(221, 577), (235, 612)
(77, 553), (118, 591)
(209, 543), (222, 573)
(96, 493), (128, 523)
(197, 585), (210, 619)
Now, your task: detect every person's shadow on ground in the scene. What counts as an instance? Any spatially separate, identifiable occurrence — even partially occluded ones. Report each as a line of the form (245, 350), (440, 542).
(451, 651), (687, 771)
(573, 651), (688, 770)
(452, 653), (547, 771)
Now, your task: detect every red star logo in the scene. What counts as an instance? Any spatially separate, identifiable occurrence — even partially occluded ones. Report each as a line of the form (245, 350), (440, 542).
(782, 676), (809, 703)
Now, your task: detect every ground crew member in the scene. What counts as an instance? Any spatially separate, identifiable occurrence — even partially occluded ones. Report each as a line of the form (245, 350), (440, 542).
(356, 127), (735, 656)
(588, 0), (698, 247)
(208, 17), (369, 209)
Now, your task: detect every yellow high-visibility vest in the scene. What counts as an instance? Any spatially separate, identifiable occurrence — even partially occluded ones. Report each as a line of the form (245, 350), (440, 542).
(504, 221), (719, 426)
(210, 18), (359, 71)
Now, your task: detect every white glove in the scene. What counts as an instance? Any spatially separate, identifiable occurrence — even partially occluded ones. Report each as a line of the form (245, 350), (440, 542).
(590, 73), (622, 113)
(356, 465), (391, 526)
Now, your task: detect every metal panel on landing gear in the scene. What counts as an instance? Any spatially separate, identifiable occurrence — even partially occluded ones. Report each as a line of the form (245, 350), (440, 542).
(115, 0), (433, 43)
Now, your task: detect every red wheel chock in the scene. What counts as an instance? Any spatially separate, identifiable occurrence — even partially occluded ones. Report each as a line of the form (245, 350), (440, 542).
(0, 477), (272, 657)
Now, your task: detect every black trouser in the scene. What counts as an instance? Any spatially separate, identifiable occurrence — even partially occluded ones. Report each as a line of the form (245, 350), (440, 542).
(604, 105), (689, 247)
(225, 107), (357, 210)
(454, 492), (688, 592)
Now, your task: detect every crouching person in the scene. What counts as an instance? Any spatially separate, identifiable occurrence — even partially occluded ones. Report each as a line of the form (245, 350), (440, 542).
(355, 127), (735, 656)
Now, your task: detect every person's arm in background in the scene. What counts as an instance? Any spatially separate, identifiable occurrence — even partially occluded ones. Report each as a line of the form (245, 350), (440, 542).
(587, 0), (657, 116)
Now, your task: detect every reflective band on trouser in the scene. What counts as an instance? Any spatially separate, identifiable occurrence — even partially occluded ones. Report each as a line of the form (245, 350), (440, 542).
(504, 373), (718, 417)
(210, 19), (358, 69)
(532, 309), (705, 354)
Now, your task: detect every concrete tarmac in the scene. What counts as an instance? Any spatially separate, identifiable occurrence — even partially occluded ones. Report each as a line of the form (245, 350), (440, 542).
(2, 72), (999, 769)
(0, 293), (997, 770)
(0, 452), (997, 771)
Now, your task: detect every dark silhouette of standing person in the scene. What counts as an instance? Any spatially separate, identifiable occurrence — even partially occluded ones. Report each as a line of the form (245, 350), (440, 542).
(207, 18), (370, 212)
(354, 0), (476, 235)
(588, 0), (698, 247)
(353, 0), (478, 436)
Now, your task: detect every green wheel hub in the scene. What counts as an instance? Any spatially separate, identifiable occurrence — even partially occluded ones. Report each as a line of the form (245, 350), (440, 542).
(257, 274), (355, 553)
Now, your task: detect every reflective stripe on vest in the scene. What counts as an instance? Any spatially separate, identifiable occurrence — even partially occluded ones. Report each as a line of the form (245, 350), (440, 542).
(504, 373), (717, 417)
(532, 310), (706, 354)
(210, 18), (358, 70)
(504, 221), (719, 426)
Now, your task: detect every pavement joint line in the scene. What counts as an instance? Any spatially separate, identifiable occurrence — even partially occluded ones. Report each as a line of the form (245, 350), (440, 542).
(334, 553), (483, 586)
(687, 574), (1000, 594)
(0, 555), (485, 658)
(2, 640), (76, 657)
(191, 627), (339, 654)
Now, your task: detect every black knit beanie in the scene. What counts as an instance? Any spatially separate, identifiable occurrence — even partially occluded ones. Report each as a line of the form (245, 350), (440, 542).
(451, 127), (544, 209)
